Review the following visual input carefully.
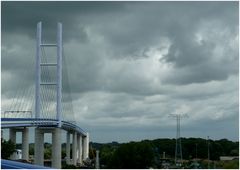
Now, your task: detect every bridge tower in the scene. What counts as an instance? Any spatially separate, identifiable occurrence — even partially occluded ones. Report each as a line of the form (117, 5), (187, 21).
(2, 21), (89, 168)
(35, 21), (62, 126)
(34, 22), (62, 168)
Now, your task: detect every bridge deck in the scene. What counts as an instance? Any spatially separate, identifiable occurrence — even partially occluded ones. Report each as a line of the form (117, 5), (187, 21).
(1, 118), (87, 136)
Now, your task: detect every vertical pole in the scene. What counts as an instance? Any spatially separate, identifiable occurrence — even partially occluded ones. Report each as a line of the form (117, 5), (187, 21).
(79, 135), (83, 164)
(34, 128), (44, 166)
(22, 127), (29, 161)
(87, 133), (89, 158)
(179, 116), (182, 164)
(72, 132), (77, 165)
(35, 22), (41, 119)
(77, 134), (80, 164)
(66, 132), (71, 164)
(52, 128), (62, 169)
(175, 115), (183, 166)
(175, 117), (177, 164)
(95, 150), (100, 169)
(83, 133), (89, 160)
(207, 136), (210, 169)
(196, 143), (198, 159)
(57, 22), (62, 127)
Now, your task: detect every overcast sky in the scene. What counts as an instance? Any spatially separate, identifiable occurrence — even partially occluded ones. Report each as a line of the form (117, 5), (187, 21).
(1, 1), (239, 143)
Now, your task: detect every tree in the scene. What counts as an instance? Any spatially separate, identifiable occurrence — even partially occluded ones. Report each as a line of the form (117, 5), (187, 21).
(99, 145), (116, 168)
(110, 141), (154, 168)
(44, 148), (51, 159)
(1, 139), (16, 159)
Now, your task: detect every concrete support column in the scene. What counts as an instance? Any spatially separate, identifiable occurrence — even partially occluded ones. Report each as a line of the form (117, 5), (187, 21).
(77, 134), (80, 164)
(77, 134), (83, 164)
(83, 132), (89, 160)
(66, 131), (71, 164)
(79, 135), (83, 164)
(52, 128), (62, 169)
(72, 131), (77, 165)
(34, 128), (44, 166)
(22, 127), (29, 160)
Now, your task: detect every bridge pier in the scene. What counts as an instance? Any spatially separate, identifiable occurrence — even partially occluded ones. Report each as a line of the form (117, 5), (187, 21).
(52, 128), (62, 169)
(72, 131), (77, 165)
(34, 128), (44, 166)
(9, 128), (29, 161)
(77, 134), (83, 164)
(22, 127), (29, 160)
(66, 131), (85, 166)
(34, 127), (62, 168)
(83, 132), (89, 160)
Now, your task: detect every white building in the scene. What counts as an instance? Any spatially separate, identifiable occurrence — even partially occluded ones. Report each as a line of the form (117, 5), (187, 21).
(10, 149), (22, 160)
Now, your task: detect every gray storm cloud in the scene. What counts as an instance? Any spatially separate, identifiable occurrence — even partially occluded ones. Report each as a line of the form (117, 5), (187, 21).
(1, 1), (238, 142)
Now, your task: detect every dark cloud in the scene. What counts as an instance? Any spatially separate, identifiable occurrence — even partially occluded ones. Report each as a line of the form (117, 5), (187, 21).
(1, 1), (238, 142)
(2, 1), (127, 42)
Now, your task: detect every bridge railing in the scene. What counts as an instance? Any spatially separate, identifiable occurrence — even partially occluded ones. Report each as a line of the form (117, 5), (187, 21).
(2, 111), (33, 118)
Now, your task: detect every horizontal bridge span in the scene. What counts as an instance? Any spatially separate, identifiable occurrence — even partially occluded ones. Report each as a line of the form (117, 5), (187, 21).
(1, 118), (87, 136)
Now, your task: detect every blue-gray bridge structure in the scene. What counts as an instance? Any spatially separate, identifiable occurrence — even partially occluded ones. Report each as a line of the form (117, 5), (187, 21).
(1, 22), (89, 168)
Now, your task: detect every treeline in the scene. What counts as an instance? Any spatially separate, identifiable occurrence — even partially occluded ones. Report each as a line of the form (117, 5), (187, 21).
(12, 137), (238, 168)
(152, 138), (239, 160)
(90, 138), (239, 168)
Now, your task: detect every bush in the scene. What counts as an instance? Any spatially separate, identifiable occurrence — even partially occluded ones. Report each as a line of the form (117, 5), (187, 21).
(1, 139), (16, 159)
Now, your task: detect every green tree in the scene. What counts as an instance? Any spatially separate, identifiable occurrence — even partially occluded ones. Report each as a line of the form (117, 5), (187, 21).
(44, 148), (51, 159)
(100, 145), (116, 168)
(110, 141), (154, 168)
(1, 139), (16, 159)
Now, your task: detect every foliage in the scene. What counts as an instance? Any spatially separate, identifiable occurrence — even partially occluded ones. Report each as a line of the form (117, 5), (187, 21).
(62, 162), (78, 169)
(44, 148), (52, 159)
(215, 160), (239, 169)
(172, 137), (238, 160)
(61, 149), (66, 159)
(89, 147), (96, 159)
(109, 141), (155, 168)
(29, 143), (34, 155)
(93, 138), (239, 168)
(1, 139), (16, 159)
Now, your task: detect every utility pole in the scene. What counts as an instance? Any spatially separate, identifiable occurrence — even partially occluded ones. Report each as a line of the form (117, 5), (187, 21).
(195, 143), (198, 159)
(95, 150), (100, 169)
(169, 113), (188, 167)
(207, 136), (210, 169)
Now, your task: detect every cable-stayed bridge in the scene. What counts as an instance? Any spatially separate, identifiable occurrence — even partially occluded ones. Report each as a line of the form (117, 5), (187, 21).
(1, 22), (89, 168)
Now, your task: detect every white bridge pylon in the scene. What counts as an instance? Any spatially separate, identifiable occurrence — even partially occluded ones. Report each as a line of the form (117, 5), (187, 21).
(2, 22), (89, 169)
(35, 22), (62, 127)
